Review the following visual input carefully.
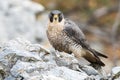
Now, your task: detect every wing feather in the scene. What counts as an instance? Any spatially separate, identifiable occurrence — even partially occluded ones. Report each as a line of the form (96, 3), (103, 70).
(63, 19), (107, 58)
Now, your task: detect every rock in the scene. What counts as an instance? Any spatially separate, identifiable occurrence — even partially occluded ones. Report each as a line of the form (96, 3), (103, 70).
(1, 38), (86, 80)
(110, 67), (120, 80)
(0, 0), (46, 43)
(45, 66), (88, 80)
(0, 38), (48, 78)
(0, 38), (118, 80)
(79, 65), (99, 76)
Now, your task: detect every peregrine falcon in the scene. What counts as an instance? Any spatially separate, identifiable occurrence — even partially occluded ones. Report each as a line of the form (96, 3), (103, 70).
(47, 10), (108, 67)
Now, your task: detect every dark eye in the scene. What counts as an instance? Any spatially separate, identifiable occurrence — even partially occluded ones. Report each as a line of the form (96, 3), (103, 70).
(59, 13), (63, 22)
(49, 13), (54, 22)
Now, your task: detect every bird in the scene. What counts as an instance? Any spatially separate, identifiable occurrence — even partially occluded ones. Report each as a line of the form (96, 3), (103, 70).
(46, 10), (108, 68)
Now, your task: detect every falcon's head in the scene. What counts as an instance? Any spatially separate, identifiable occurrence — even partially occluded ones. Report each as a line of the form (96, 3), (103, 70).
(49, 10), (64, 23)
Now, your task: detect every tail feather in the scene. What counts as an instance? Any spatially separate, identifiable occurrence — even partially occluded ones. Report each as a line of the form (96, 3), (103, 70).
(94, 50), (108, 58)
(96, 59), (105, 66)
(83, 50), (105, 67)
(81, 42), (108, 58)
(88, 48), (108, 58)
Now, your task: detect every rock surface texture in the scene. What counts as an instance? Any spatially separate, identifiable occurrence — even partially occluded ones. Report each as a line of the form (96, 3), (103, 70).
(0, 0), (46, 43)
(0, 38), (119, 80)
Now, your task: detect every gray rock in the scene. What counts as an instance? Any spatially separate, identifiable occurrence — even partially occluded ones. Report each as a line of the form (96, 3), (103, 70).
(0, 0), (46, 43)
(110, 67), (120, 80)
(0, 38), (117, 80)
(111, 67), (120, 75)
(0, 38), (49, 79)
(45, 66), (88, 80)
(4, 75), (16, 80)
(0, 38), (82, 80)
(79, 65), (99, 76)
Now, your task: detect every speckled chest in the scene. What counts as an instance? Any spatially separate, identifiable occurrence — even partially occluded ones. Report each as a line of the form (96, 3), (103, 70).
(47, 24), (71, 52)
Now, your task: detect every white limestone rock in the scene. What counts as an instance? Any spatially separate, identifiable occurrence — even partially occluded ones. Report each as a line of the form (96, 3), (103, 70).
(0, 38), (114, 80)
(0, 0), (45, 43)
(110, 67), (120, 80)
